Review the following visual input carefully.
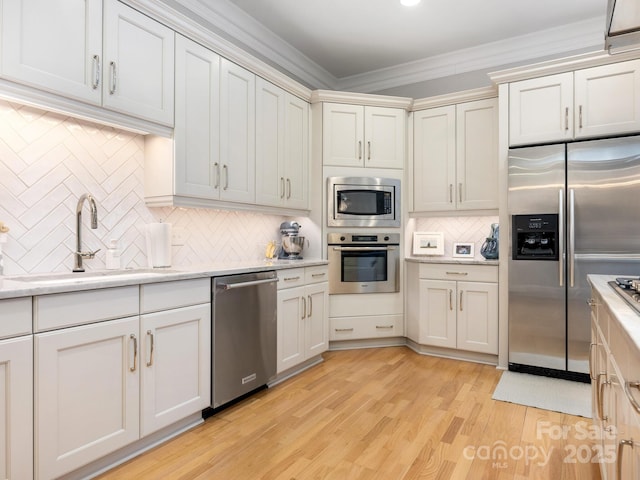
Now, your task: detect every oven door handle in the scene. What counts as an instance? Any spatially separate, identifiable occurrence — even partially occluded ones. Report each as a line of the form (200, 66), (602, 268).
(331, 246), (397, 251)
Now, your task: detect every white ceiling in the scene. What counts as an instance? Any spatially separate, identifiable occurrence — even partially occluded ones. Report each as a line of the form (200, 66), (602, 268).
(171, 0), (608, 93)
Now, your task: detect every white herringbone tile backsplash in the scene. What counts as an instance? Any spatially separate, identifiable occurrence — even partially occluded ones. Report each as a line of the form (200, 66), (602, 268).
(409, 216), (499, 259)
(0, 100), (290, 275)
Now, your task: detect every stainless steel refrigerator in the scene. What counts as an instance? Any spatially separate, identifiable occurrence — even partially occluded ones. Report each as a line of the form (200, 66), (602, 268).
(508, 135), (640, 381)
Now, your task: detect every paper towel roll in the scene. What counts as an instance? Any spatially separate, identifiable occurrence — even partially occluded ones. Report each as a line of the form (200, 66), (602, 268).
(146, 223), (172, 268)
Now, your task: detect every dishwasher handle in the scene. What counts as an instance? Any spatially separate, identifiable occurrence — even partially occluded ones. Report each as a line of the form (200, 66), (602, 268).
(219, 277), (278, 290)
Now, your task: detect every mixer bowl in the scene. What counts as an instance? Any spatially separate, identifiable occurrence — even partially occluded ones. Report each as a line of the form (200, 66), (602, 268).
(282, 236), (305, 256)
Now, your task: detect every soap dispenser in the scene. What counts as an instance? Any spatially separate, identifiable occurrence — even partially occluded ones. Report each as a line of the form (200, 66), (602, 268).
(105, 239), (121, 270)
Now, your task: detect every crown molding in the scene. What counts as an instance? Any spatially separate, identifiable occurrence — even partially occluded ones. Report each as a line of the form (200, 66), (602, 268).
(124, 0), (315, 100)
(412, 86), (497, 111)
(488, 48), (640, 84)
(310, 90), (413, 110)
(160, 0), (338, 90)
(336, 17), (605, 93)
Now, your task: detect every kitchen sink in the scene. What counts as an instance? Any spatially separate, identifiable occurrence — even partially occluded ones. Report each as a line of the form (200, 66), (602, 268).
(11, 269), (180, 285)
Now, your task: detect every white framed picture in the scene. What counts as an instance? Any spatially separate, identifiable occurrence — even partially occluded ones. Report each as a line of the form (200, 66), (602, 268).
(453, 242), (474, 258)
(412, 232), (444, 256)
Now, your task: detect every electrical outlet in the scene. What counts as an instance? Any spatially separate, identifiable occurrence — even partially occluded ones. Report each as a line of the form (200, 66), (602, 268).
(172, 227), (186, 246)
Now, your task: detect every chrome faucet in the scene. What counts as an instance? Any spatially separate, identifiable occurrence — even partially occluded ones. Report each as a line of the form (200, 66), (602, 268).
(73, 193), (100, 272)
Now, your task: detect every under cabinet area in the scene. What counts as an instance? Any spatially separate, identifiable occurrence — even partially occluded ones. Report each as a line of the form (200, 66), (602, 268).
(276, 266), (329, 374)
(1, 0), (175, 126)
(406, 262), (498, 360)
(509, 59), (640, 145)
(322, 103), (405, 169)
(412, 97), (498, 212)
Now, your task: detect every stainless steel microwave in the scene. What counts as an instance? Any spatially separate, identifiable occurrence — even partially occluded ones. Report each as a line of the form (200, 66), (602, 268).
(327, 177), (400, 227)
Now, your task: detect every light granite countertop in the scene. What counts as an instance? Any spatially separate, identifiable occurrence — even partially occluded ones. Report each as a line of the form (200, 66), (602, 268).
(0, 259), (328, 300)
(405, 257), (499, 266)
(588, 274), (640, 350)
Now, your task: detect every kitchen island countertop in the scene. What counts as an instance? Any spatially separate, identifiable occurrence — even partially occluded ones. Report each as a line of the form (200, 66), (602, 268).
(588, 274), (640, 351)
(0, 259), (328, 300)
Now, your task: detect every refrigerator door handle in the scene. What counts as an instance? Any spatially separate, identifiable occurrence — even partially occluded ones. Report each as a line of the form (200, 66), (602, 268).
(558, 189), (564, 287)
(569, 189), (575, 287)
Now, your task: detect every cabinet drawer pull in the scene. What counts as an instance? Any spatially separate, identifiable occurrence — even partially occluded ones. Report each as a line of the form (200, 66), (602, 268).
(311, 273), (326, 278)
(129, 334), (137, 372)
(109, 61), (117, 94)
(335, 328), (354, 332)
(625, 381), (640, 414)
(376, 325), (394, 329)
(617, 439), (634, 479)
(92, 54), (100, 89)
(146, 330), (154, 367)
(284, 276), (301, 282)
(445, 271), (468, 276)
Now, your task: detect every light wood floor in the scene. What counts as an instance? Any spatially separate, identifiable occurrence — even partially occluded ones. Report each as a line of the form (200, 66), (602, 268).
(97, 347), (601, 479)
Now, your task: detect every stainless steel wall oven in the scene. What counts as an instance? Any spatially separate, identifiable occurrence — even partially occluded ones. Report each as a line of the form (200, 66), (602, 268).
(327, 233), (400, 294)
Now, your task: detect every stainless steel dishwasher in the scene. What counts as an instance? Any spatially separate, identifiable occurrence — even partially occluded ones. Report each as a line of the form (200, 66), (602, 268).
(212, 270), (277, 409)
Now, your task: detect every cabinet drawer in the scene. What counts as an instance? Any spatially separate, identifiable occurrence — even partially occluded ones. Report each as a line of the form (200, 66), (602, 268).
(305, 266), (328, 285)
(141, 278), (210, 313)
(419, 263), (498, 282)
(330, 315), (403, 341)
(277, 268), (305, 289)
(34, 286), (139, 331)
(0, 297), (32, 339)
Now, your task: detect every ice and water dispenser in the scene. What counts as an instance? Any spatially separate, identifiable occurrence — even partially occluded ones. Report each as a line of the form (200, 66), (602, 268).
(511, 214), (559, 260)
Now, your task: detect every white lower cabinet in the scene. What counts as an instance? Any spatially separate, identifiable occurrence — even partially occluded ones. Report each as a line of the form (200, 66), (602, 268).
(34, 278), (210, 479)
(589, 285), (640, 480)
(0, 334), (33, 480)
(140, 302), (210, 436)
(35, 316), (140, 480)
(407, 262), (498, 355)
(277, 267), (328, 373)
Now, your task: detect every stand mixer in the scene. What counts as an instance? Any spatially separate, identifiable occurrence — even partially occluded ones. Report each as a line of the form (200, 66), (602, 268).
(278, 221), (306, 260)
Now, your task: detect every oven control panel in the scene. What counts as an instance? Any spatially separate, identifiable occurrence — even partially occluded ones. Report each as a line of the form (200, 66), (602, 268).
(327, 233), (400, 246)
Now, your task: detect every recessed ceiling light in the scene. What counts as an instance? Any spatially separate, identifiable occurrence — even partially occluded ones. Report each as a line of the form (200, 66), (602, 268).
(401, 0), (421, 6)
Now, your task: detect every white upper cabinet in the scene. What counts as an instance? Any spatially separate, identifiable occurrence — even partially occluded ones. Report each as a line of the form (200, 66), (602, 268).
(256, 78), (309, 210)
(323, 103), (405, 169)
(1, 0), (175, 126)
(509, 59), (640, 145)
(1, 0), (102, 104)
(219, 59), (256, 204)
(574, 60), (640, 139)
(173, 35), (220, 199)
(509, 73), (574, 145)
(413, 98), (498, 212)
(102, 0), (174, 126)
